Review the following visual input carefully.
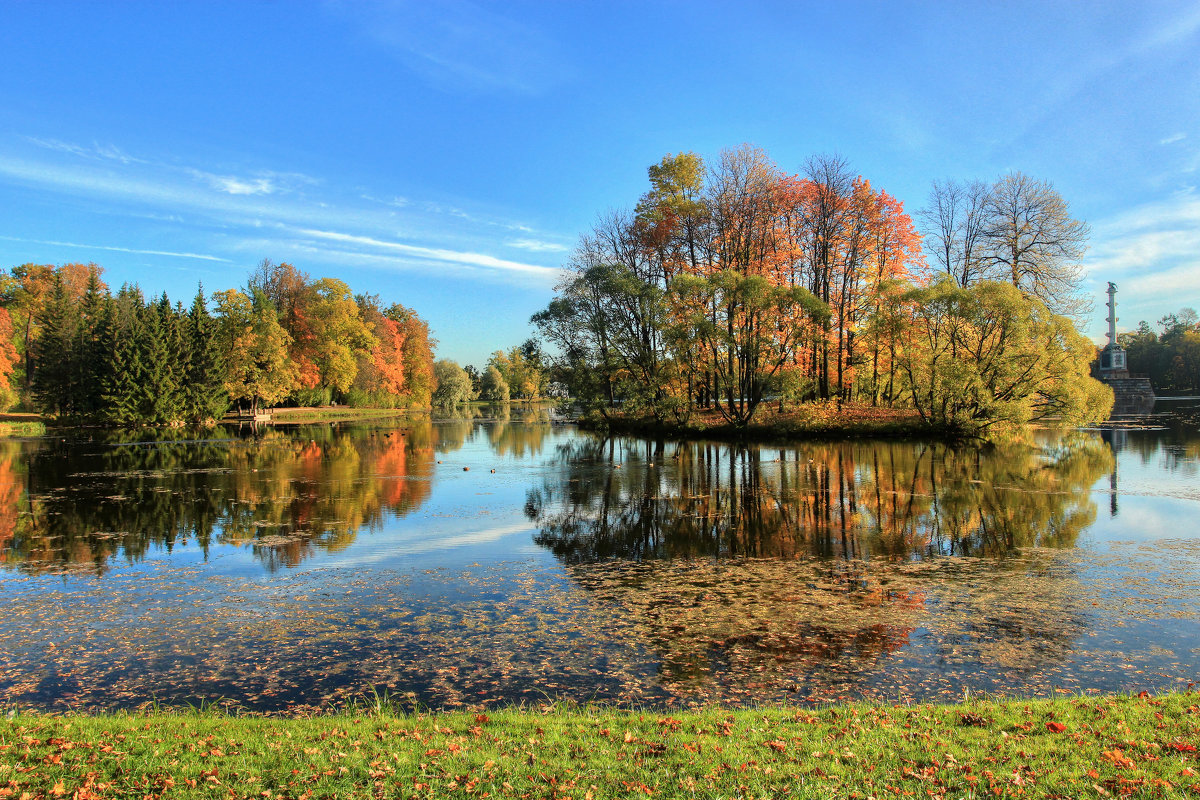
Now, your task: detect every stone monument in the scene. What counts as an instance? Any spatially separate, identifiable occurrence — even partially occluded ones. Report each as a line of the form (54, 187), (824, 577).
(1096, 282), (1155, 415)
(1098, 282), (1128, 378)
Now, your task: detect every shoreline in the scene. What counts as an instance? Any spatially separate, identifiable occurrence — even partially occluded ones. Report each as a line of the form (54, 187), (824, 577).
(2, 692), (1195, 797)
(579, 404), (965, 444)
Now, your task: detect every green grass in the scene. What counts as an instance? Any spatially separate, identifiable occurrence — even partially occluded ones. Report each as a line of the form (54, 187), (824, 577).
(0, 420), (46, 437)
(2, 693), (1197, 798)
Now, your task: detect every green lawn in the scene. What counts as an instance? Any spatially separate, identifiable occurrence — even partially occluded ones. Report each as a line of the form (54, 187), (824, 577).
(2, 693), (1197, 798)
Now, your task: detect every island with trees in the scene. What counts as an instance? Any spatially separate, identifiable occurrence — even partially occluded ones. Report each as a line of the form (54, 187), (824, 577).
(534, 146), (1113, 439)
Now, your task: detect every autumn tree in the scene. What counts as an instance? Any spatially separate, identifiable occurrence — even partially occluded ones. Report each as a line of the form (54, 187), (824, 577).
(535, 145), (928, 420)
(919, 179), (991, 287)
(0, 309), (18, 410)
(920, 173), (1090, 316)
(304, 278), (377, 395)
(432, 359), (473, 407)
(3, 262), (105, 400)
(389, 304), (435, 406)
(670, 270), (827, 425)
(5, 263), (54, 394)
(479, 364), (510, 403)
(889, 278), (1111, 435)
(216, 289), (298, 416)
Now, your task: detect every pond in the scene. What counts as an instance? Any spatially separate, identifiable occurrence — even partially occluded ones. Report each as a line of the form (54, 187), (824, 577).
(1, 402), (1198, 713)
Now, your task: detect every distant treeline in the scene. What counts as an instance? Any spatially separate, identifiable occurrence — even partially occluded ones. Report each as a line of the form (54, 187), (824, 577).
(432, 341), (551, 407)
(0, 260), (435, 424)
(1120, 309), (1200, 393)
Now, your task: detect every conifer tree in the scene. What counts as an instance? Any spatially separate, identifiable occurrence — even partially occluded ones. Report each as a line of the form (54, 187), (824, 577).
(138, 300), (178, 424)
(78, 271), (111, 418)
(102, 286), (147, 426)
(32, 275), (79, 417)
(184, 286), (226, 422)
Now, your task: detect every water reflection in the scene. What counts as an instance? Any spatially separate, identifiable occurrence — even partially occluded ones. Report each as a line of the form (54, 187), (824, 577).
(1, 414), (1199, 712)
(1, 423), (449, 573)
(526, 434), (1114, 563)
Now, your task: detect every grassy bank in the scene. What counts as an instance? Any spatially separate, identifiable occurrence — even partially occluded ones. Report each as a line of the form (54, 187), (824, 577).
(2, 693), (1197, 798)
(582, 403), (958, 444)
(258, 406), (421, 424)
(0, 413), (46, 437)
(0, 421), (45, 437)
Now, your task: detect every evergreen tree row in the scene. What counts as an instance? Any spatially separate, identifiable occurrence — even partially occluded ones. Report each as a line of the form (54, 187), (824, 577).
(32, 275), (226, 425)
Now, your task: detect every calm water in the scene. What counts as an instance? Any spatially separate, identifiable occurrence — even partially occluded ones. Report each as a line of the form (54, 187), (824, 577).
(0, 402), (1198, 712)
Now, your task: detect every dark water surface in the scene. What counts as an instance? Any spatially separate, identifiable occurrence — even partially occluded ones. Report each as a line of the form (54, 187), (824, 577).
(1, 402), (1198, 712)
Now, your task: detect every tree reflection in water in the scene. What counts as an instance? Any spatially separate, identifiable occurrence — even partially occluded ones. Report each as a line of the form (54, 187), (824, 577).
(525, 433), (1115, 702)
(0, 423), (447, 574)
(527, 433), (1114, 562)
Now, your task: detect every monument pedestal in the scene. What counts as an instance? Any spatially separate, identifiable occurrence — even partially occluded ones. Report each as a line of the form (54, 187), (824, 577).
(1097, 283), (1155, 416)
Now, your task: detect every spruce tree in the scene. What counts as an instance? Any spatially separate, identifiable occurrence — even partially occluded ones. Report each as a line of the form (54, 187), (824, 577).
(78, 271), (111, 419)
(184, 286), (226, 423)
(101, 286), (147, 426)
(137, 300), (177, 424)
(32, 275), (79, 417)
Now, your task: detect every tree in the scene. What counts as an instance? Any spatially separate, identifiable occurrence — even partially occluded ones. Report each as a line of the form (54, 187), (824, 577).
(982, 172), (1090, 316)
(890, 278), (1111, 436)
(479, 364), (510, 403)
(216, 289), (298, 415)
(7, 263), (54, 395)
(919, 179), (991, 287)
(1123, 308), (1200, 392)
(305, 278), (377, 395)
(0, 309), (20, 410)
(101, 286), (148, 426)
(76, 271), (112, 418)
(388, 304), (435, 406)
(182, 287), (227, 422)
(432, 359), (473, 406)
(354, 296), (406, 403)
(31, 275), (78, 417)
(463, 364), (482, 398)
(670, 270), (827, 425)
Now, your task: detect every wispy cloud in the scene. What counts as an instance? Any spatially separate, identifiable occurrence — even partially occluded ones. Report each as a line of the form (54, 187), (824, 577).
(360, 193), (410, 208)
(187, 168), (277, 196)
(0, 235), (230, 262)
(506, 237), (569, 253)
(0, 136), (566, 287)
(339, 0), (571, 95)
(1160, 132), (1187, 146)
(292, 227), (560, 279)
(25, 136), (143, 164)
(1084, 192), (1200, 333)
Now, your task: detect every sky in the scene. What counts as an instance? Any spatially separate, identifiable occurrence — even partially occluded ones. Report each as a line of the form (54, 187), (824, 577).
(1, 0), (1198, 365)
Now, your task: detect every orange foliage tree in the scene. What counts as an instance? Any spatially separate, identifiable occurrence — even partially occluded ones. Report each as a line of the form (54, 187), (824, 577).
(534, 145), (928, 423)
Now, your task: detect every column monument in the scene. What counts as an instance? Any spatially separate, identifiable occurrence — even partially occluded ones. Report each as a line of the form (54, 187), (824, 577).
(1098, 281), (1128, 378)
(1096, 281), (1154, 415)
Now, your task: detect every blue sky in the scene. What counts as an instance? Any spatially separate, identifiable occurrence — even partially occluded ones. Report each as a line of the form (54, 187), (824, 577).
(1, 1), (1198, 365)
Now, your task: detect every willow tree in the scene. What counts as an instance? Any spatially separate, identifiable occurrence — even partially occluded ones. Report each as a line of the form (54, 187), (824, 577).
(432, 359), (473, 407)
(889, 278), (1111, 436)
